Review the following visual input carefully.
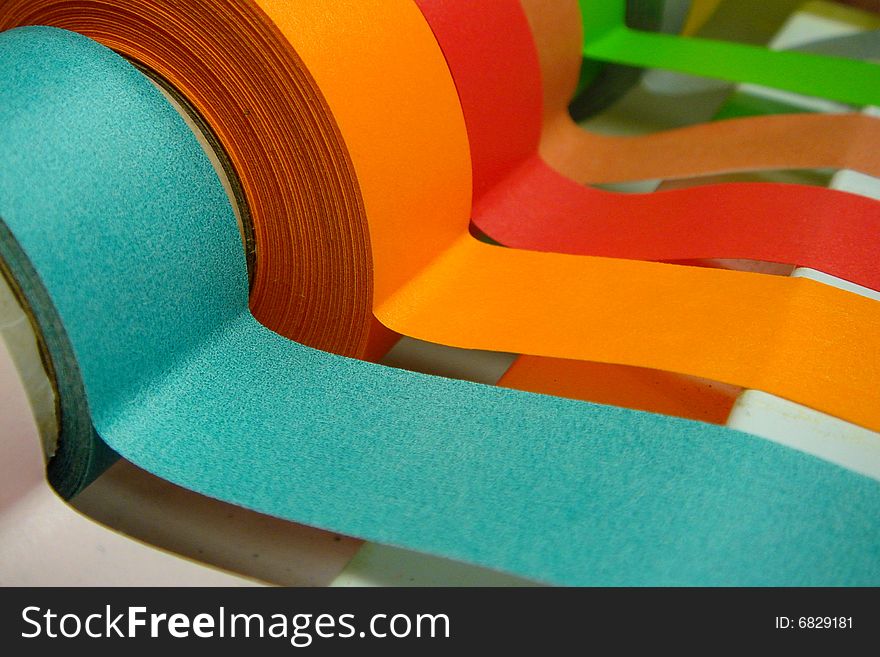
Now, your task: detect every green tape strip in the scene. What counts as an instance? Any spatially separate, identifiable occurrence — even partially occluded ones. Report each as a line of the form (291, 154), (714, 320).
(2, 26), (879, 585)
(572, 0), (690, 118)
(579, 0), (880, 106)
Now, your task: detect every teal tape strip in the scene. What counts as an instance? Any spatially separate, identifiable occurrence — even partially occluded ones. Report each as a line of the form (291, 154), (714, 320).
(2, 27), (879, 585)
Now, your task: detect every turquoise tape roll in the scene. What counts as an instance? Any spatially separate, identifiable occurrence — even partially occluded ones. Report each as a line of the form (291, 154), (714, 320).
(2, 26), (879, 585)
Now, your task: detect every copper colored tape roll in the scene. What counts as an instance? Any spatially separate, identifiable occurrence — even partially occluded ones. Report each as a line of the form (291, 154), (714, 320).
(1, 0), (376, 359)
(525, 0), (880, 183)
(6, 1), (880, 431)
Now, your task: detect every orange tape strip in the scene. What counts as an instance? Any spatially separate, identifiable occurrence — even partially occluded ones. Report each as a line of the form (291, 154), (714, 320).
(499, 358), (738, 425)
(506, 1), (880, 423)
(5, 0), (878, 430)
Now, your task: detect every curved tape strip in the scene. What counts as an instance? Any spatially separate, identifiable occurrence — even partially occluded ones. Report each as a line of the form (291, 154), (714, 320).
(477, 161), (880, 289)
(5, 0), (880, 431)
(10, 26), (880, 585)
(579, 0), (880, 106)
(504, 138), (880, 458)
(274, 0), (880, 430)
(544, 0), (880, 184)
(415, 0), (880, 296)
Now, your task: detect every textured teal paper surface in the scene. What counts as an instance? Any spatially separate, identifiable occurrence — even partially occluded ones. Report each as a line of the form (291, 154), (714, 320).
(2, 27), (879, 585)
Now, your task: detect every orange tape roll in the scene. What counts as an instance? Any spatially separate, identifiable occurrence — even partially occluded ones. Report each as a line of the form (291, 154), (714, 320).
(4, 0), (878, 430)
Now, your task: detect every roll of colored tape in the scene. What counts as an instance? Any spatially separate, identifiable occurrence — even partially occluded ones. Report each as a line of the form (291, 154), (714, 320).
(5, 0), (880, 432)
(4, 25), (880, 585)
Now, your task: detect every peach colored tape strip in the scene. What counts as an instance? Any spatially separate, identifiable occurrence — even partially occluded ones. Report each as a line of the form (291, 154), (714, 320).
(528, 0), (880, 184)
